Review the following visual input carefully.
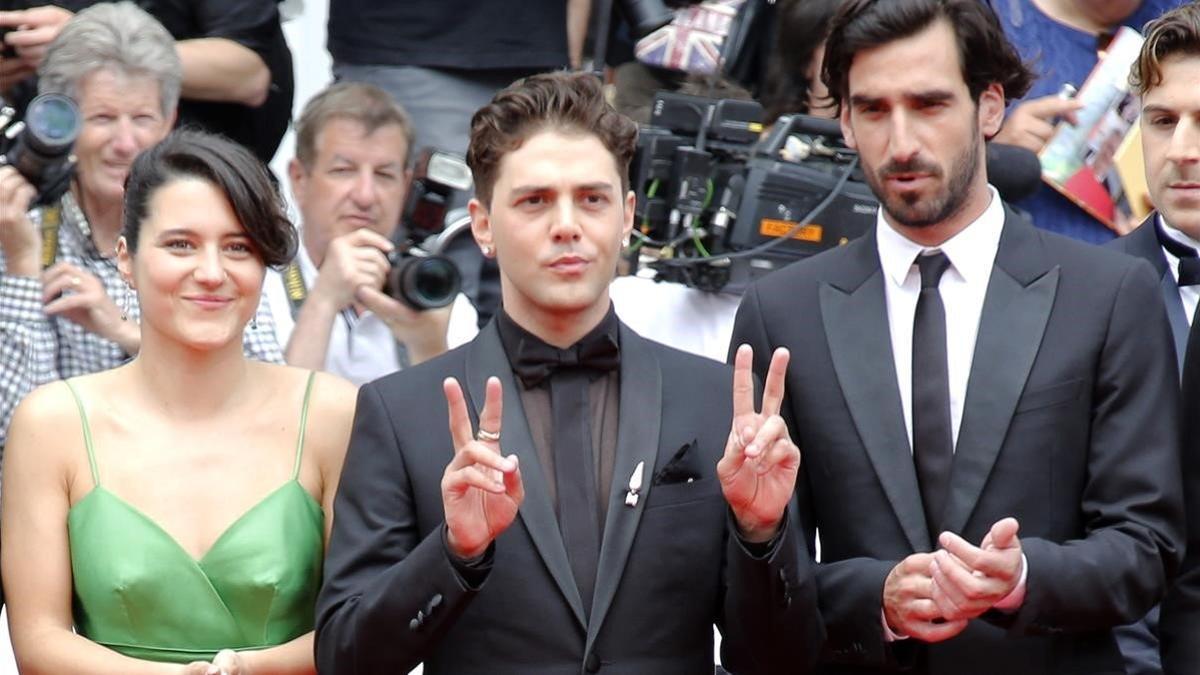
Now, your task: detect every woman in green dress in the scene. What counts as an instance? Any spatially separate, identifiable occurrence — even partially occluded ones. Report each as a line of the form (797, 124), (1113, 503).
(1, 123), (355, 673)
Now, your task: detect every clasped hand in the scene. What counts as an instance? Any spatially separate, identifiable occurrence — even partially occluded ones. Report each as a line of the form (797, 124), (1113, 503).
(182, 648), (245, 675)
(884, 518), (1024, 642)
(718, 345), (802, 543)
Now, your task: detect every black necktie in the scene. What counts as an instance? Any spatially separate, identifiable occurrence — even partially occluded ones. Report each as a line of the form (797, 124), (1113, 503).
(912, 252), (953, 539)
(507, 325), (619, 616)
(1156, 223), (1200, 286)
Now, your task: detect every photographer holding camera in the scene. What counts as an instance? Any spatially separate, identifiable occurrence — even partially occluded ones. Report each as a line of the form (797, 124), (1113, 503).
(0, 2), (282, 452)
(263, 82), (476, 385)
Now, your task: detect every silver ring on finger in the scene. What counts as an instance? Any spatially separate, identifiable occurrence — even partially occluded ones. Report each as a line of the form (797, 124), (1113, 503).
(476, 427), (501, 443)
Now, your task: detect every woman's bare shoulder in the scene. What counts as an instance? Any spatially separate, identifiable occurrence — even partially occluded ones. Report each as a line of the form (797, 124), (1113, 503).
(11, 379), (84, 431)
(252, 364), (357, 449)
(6, 379), (89, 468)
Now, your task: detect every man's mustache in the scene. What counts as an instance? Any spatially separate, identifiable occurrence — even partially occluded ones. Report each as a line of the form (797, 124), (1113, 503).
(879, 158), (942, 180)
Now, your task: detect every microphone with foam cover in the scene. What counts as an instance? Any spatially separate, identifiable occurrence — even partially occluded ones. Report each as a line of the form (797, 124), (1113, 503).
(986, 142), (1044, 203)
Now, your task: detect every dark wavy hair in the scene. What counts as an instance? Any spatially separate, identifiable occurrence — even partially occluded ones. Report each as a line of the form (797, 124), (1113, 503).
(467, 71), (639, 207)
(122, 128), (297, 268)
(1130, 2), (1200, 97)
(822, 0), (1033, 109)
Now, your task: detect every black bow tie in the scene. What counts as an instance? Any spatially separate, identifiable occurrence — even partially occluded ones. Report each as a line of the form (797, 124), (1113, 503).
(510, 332), (620, 388)
(1157, 222), (1200, 286)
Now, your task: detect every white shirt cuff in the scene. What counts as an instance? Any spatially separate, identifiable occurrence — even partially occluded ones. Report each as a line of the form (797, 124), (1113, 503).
(993, 552), (1028, 612)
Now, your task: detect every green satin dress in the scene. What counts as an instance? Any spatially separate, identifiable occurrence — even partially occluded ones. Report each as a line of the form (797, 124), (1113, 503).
(63, 374), (324, 664)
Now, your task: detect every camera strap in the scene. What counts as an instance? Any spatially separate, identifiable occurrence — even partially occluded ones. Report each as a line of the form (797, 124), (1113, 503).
(282, 262), (308, 319)
(39, 205), (62, 269)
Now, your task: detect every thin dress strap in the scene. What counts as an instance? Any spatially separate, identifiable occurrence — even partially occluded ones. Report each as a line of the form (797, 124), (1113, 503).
(63, 379), (100, 487)
(292, 371), (317, 480)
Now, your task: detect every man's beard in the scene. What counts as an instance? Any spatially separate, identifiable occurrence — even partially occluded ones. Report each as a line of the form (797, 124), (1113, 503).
(863, 126), (982, 229)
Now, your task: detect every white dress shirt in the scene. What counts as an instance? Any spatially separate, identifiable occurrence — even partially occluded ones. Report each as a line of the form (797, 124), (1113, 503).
(1158, 215), (1200, 327)
(263, 241), (478, 386)
(876, 186), (1006, 451)
(875, 188), (1025, 636)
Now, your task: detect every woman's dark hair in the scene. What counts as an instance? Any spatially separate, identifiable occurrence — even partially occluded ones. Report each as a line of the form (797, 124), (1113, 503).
(122, 128), (297, 268)
(761, 0), (842, 124)
(822, 0), (1033, 109)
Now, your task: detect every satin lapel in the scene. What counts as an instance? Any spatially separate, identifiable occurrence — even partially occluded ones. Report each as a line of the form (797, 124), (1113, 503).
(942, 211), (1058, 535)
(465, 323), (587, 629)
(1123, 217), (1187, 369)
(1162, 273), (1189, 372)
(585, 325), (662, 654)
(820, 234), (930, 552)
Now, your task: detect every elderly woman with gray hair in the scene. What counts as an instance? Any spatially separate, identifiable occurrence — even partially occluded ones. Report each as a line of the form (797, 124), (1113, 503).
(0, 2), (281, 457)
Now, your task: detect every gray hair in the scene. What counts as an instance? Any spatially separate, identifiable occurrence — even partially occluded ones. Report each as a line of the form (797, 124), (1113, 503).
(38, 2), (182, 116)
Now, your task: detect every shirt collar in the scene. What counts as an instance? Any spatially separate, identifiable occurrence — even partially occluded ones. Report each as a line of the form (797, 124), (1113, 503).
(1159, 214), (1200, 254)
(876, 185), (1005, 287)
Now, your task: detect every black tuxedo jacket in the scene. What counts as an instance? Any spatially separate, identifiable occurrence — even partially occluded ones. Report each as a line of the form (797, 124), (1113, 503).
(1117, 214), (1200, 675)
(1104, 216), (1180, 675)
(315, 321), (823, 674)
(731, 208), (1184, 675)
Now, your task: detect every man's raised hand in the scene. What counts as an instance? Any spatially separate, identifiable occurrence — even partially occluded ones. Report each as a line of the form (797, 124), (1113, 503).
(442, 376), (524, 560)
(718, 345), (801, 542)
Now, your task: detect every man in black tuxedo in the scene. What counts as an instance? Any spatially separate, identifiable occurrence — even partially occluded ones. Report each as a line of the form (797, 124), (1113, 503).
(730, 1), (1184, 673)
(1108, 6), (1200, 674)
(314, 71), (823, 674)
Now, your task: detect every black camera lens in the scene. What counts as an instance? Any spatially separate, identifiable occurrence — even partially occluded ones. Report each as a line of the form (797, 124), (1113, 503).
(24, 94), (79, 153)
(386, 254), (462, 310)
(3, 93), (80, 206)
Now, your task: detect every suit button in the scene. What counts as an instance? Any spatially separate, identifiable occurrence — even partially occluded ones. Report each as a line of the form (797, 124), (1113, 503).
(585, 652), (601, 672)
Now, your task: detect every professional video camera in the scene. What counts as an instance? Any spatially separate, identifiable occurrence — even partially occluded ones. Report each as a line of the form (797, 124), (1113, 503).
(629, 91), (877, 293)
(0, 92), (80, 207)
(387, 148), (473, 309)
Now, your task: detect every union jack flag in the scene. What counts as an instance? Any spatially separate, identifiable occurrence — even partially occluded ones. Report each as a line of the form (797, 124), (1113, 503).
(634, 0), (746, 74)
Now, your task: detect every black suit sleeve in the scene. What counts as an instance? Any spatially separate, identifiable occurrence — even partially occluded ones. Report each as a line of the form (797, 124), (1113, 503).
(719, 505), (825, 674)
(1003, 260), (1184, 635)
(315, 382), (483, 675)
(731, 285), (895, 668)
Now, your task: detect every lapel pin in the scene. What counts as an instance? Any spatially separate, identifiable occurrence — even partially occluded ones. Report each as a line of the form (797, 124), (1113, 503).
(624, 461), (645, 507)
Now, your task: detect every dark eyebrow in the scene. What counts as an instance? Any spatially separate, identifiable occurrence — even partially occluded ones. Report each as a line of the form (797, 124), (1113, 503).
(849, 90), (956, 108)
(510, 185), (552, 198)
(156, 228), (249, 240)
(910, 90), (955, 105)
(849, 94), (883, 109)
(156, 228), (196, 239)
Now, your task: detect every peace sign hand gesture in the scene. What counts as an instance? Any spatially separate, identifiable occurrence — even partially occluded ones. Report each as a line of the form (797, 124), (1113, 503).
(441, 376), (524, 560)
(717, 345), (801, 543)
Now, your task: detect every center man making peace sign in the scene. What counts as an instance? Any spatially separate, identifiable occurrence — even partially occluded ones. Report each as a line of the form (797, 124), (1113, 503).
(315, 71), (824, 675)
